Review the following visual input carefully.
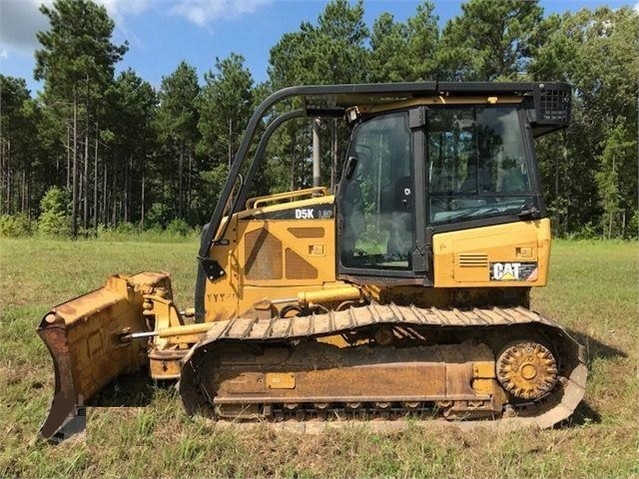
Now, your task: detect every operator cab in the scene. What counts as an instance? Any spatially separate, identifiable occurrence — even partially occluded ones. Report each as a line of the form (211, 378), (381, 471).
(336, 86), (565, 284)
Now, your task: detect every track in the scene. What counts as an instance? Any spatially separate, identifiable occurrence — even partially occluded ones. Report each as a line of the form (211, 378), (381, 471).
(180, 304), (587, 429)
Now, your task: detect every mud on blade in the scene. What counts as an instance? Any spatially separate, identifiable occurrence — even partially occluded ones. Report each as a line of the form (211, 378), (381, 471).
(37, 272), (171, 441)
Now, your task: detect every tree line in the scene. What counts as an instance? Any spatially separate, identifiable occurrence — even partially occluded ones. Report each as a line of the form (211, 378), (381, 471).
(0, 0), (637, 238)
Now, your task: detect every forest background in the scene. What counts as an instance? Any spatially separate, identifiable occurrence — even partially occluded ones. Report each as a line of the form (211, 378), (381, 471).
(1, 0), (637, 239)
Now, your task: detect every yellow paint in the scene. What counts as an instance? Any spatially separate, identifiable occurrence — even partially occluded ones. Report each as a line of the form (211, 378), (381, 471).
(149, 357), (181, 378)
(317, 334), (352, 347)
(473, 361), (496, 379)
(142, 293), (182, 348)
(266, 372), (296, 389)
(203, 193), (349, 323)
(246, 186), (329, 209)
(432, 219), (551, 287)
(157, 322), (213, 337)
(298, 286), (361, 307)
(472, 379), (498, 396)
(41, 272), (171, 403)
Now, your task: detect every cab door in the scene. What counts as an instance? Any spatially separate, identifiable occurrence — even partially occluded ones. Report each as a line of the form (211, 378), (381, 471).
(337, 109), (425, 281)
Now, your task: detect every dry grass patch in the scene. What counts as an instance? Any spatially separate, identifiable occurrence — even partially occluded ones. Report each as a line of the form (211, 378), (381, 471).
(0, 238), (637, 478)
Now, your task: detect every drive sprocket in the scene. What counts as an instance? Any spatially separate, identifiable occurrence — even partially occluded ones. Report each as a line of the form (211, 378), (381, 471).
(496, 341), (558, 400)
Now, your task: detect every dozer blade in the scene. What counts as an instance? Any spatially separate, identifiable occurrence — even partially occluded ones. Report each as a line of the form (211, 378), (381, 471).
(37, 272), (171, 441)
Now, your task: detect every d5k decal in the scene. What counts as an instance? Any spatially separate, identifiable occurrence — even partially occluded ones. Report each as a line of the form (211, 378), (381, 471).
(490, 262), (538, 281)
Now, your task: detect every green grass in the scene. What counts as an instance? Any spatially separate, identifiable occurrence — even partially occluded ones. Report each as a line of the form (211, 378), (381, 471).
(1, 238), (638, 478)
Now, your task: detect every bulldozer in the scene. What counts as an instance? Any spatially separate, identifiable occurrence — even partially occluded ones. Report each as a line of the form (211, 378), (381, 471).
(38, 81), (587, 441)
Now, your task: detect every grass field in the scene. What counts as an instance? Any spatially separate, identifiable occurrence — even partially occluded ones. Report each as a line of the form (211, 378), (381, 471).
(1, 238), (637, 478)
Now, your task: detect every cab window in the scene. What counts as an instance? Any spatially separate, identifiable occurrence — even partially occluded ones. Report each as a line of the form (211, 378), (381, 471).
(428, 106), (533, 224)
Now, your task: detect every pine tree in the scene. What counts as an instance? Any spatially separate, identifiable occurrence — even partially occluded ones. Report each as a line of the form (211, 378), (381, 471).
(155, 61), (200, 222)
(34, 0), (127, 236)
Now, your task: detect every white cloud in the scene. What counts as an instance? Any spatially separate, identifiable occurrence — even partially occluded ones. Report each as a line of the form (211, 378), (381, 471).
(0, 0), (149, 55)
(101, 0), (152, 17)
(171, 0), (272, 27)
(99, 0), (151, 30)
(0, 0), (270, 57)
(0, 0), (52, 54)
(0, 50), (8, 61)
(634, 1), (639, 13)
(97, 0), (151, 48)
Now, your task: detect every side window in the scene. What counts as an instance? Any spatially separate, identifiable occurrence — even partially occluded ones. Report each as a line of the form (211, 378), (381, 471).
(340, 112), (413, 269)
(428, 106), (533, 224)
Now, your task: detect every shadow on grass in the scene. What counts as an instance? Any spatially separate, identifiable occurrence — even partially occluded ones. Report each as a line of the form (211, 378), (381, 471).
(88, 370), (177, 407)
(40, 371), (177, 443)
(563, 400), (602, 426)
(569, 328), (627, 362)
(554, 329), (625, 429)
(553, 398), (602, 429)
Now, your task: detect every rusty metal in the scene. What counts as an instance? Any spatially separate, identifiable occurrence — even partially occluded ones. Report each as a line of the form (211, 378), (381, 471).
(285, 248), (318, 280)
(180, 304), (587, 429)
(374, 326), (395, 346)
(205, 342), (493, 406)
(38, 316), (82, 440)
(38, 272), (171, 440)
(245, 228), (283, 280)
(496, 340), (558, 399)
(148, 348), (187, 379)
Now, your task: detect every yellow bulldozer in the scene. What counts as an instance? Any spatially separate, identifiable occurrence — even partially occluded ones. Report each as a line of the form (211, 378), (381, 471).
(38, 82), (587, 441)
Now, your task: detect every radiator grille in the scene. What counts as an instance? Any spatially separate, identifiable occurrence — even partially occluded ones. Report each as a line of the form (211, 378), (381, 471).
(535, 85), (571, 124)
(285, 248), (318, 280)
(245, 229), (282, 280)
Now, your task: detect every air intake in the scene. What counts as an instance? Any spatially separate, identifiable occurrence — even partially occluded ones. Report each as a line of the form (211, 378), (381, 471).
(458, 253), (488, 268)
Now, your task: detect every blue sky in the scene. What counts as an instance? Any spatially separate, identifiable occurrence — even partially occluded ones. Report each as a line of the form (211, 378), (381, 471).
(0, 0), (635, 96)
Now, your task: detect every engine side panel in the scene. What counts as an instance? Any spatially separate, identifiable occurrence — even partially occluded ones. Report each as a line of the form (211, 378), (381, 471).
(203, 194), (348, 323)
(432, 219), (551, 288)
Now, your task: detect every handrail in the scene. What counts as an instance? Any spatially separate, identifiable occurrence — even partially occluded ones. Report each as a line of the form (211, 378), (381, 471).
(247, 187), (329, 210)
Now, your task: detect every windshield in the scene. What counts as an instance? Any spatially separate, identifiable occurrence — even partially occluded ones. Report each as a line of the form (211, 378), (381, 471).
(428, 106), (534, 224)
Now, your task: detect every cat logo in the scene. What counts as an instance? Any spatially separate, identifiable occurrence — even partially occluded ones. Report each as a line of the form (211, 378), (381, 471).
(490, 262), (538, 281)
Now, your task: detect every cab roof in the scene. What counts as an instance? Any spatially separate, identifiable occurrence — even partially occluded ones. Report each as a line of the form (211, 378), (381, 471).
(299, 81), (570, 131)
